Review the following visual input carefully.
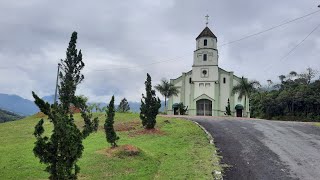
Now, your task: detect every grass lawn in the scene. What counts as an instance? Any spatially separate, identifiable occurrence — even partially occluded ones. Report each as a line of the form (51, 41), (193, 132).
(314, 122), (320, 127)
(0, 113), (221, 179)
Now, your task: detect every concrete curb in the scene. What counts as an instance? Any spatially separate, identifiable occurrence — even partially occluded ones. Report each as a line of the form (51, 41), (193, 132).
(192, 121), (223, 180)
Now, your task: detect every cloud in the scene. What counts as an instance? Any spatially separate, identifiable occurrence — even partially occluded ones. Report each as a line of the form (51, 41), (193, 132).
(0, 0), (319, 102)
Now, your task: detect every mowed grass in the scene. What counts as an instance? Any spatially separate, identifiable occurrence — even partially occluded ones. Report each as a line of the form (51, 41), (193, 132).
(0, 113), (221, 179)
(314, 122), (320, 127)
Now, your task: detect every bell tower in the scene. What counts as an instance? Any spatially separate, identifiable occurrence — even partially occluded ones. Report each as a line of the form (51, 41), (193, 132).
(192, 15), (219, 82)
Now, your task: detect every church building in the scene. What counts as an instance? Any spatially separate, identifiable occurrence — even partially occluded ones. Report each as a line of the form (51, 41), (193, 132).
(167, 21), (249, 117)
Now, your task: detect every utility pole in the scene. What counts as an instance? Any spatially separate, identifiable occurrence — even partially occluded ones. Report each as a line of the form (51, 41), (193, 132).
(54, 63), (61, 103)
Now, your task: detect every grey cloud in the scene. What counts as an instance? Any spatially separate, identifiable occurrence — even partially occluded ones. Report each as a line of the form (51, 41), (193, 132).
(0, 0), (319, 102)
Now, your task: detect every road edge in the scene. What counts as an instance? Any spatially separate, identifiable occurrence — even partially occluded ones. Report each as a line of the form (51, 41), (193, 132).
(192, 121), (223, 180)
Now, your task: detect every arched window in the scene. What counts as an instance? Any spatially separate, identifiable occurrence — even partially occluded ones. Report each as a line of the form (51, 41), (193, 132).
(223, 77), (226, 84)
(204, 39), (207, 46)
(203, 54), (207, 61)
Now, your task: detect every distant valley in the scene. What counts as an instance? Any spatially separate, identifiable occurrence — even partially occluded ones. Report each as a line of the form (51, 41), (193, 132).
(0, 108), (23, 123)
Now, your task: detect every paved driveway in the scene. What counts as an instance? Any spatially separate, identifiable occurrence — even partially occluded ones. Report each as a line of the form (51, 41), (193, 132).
(184, 117), (320, 180)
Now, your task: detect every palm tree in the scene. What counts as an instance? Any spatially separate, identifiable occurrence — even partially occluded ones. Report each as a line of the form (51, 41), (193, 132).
(232, 77), (261, 116)
(155, 79), (179, 112)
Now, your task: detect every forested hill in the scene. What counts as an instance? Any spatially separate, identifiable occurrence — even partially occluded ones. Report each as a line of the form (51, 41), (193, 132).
(0, 108), (23, 123)
(250, 68), (320, 122)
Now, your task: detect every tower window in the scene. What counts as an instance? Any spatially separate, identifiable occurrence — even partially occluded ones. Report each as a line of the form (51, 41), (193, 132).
(223, 77), (226, 84)
(204, 39), (207, 46)
(203, 54), (207, 61)
(189, 78), (192, 84)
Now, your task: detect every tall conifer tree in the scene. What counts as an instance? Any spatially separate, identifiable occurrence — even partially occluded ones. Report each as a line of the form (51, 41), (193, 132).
(140, 73), (161, 129)
(117, 98), (130, 112)
(32, 32), (98, 180)
(104, 96), (119, 147)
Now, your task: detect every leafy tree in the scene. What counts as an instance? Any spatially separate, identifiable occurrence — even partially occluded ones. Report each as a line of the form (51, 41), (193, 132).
(155, 79), (179, 112)
(102, 106), (108, 112)
(250, 68), (320, 121)
(300, 67), (318, 84)
(117, 98), (130, 113)
(89, 103), (101, 112)
(267, 80), (273, 90)
(140, 73), (161, 129)
(104, 96), (119, 148)
(288, 71), (298, 80)
(32, 32), (98, 180)
(95, 103), (101, 112)
(225, 98), (231, 116)
(279, 75), (286, 82)
(232, 77), (261, 116)
(177, 103), (188, 115)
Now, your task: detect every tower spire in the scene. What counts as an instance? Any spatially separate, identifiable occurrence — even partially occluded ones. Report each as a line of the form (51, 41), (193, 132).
(205, 14), (209, 26)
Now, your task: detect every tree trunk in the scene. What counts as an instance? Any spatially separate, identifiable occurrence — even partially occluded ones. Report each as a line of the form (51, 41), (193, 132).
(244, 96), (247, 117)
(164, 96), (167, 113)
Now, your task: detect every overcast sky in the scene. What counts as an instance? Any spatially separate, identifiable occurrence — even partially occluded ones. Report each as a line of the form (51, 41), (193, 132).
(0, 0), (319, 103)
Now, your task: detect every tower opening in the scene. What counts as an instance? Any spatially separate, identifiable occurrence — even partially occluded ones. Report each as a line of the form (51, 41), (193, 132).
(203, 54), (207, 61)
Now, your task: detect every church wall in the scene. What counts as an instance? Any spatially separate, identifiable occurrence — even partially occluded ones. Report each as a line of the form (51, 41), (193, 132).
(184, 73), (191, 109)
(193, 82), (215, 100)
(172, 87), (181, 104)
(173, 78), (182, 104)
(219, 71), (231, 114)
(192, 66), (218, 82)
(193, 50), (218, 66)
(232, 78), (250, 117)
(167, 76), (183, 115)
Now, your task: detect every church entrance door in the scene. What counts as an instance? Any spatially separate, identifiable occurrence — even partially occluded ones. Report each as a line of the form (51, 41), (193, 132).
(196, 99), (212, 116)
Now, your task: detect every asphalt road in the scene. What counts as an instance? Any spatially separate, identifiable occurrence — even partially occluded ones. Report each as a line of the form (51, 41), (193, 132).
(185, 117), (320, 180)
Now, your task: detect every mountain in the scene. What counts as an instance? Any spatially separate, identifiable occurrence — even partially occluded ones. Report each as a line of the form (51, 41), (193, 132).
(42, 95), (56, 104)
(90, 101), (165, 113)
(0, 108), (23, 123)
(0, 93), (165, 115)
(0, 93), (39, 115)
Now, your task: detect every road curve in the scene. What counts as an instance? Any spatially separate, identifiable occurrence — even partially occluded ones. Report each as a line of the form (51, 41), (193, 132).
(184, 117), (320, 180)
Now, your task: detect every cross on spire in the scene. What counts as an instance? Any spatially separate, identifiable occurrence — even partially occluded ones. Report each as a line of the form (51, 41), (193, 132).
(205, 14), (209, 26)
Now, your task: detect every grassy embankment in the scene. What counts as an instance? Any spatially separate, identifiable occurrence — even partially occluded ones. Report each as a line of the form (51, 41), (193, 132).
(0, 113), (221, 179)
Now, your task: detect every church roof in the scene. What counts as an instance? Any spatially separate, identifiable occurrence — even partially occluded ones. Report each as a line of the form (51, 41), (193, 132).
(196, 27), (217, 40)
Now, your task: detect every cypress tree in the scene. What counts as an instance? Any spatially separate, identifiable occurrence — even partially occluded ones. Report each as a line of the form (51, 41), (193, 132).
(225, 98), (232, 116)
(117, 98), (130, 113)
(140, 73), (161, 129)
(32, 32), (98, 180)
(104, 96), (119, 147)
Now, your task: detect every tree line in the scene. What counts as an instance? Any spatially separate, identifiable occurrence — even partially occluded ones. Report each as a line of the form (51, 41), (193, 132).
(250, 68), (320, 122)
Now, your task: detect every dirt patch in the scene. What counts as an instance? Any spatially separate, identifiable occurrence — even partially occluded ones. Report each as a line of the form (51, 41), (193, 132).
(96, 145), (140, 158)
(114, 121), (140, 131)
(34, 112), (47, 118)
(97, 121), (141, 132)
(129, 128), (165, 137)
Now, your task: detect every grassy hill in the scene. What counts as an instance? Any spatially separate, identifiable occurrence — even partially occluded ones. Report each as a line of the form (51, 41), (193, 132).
(0, 108), (23, 123)
(0, 113), (221, 179)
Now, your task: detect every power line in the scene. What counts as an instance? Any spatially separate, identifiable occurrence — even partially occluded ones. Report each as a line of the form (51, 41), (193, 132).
(1, 10), (319, 72)
(219, 9), (320, 47)
(90, 54), (189, 71)
(90, 9), (320, 72)
(264, 22), (320, 74)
